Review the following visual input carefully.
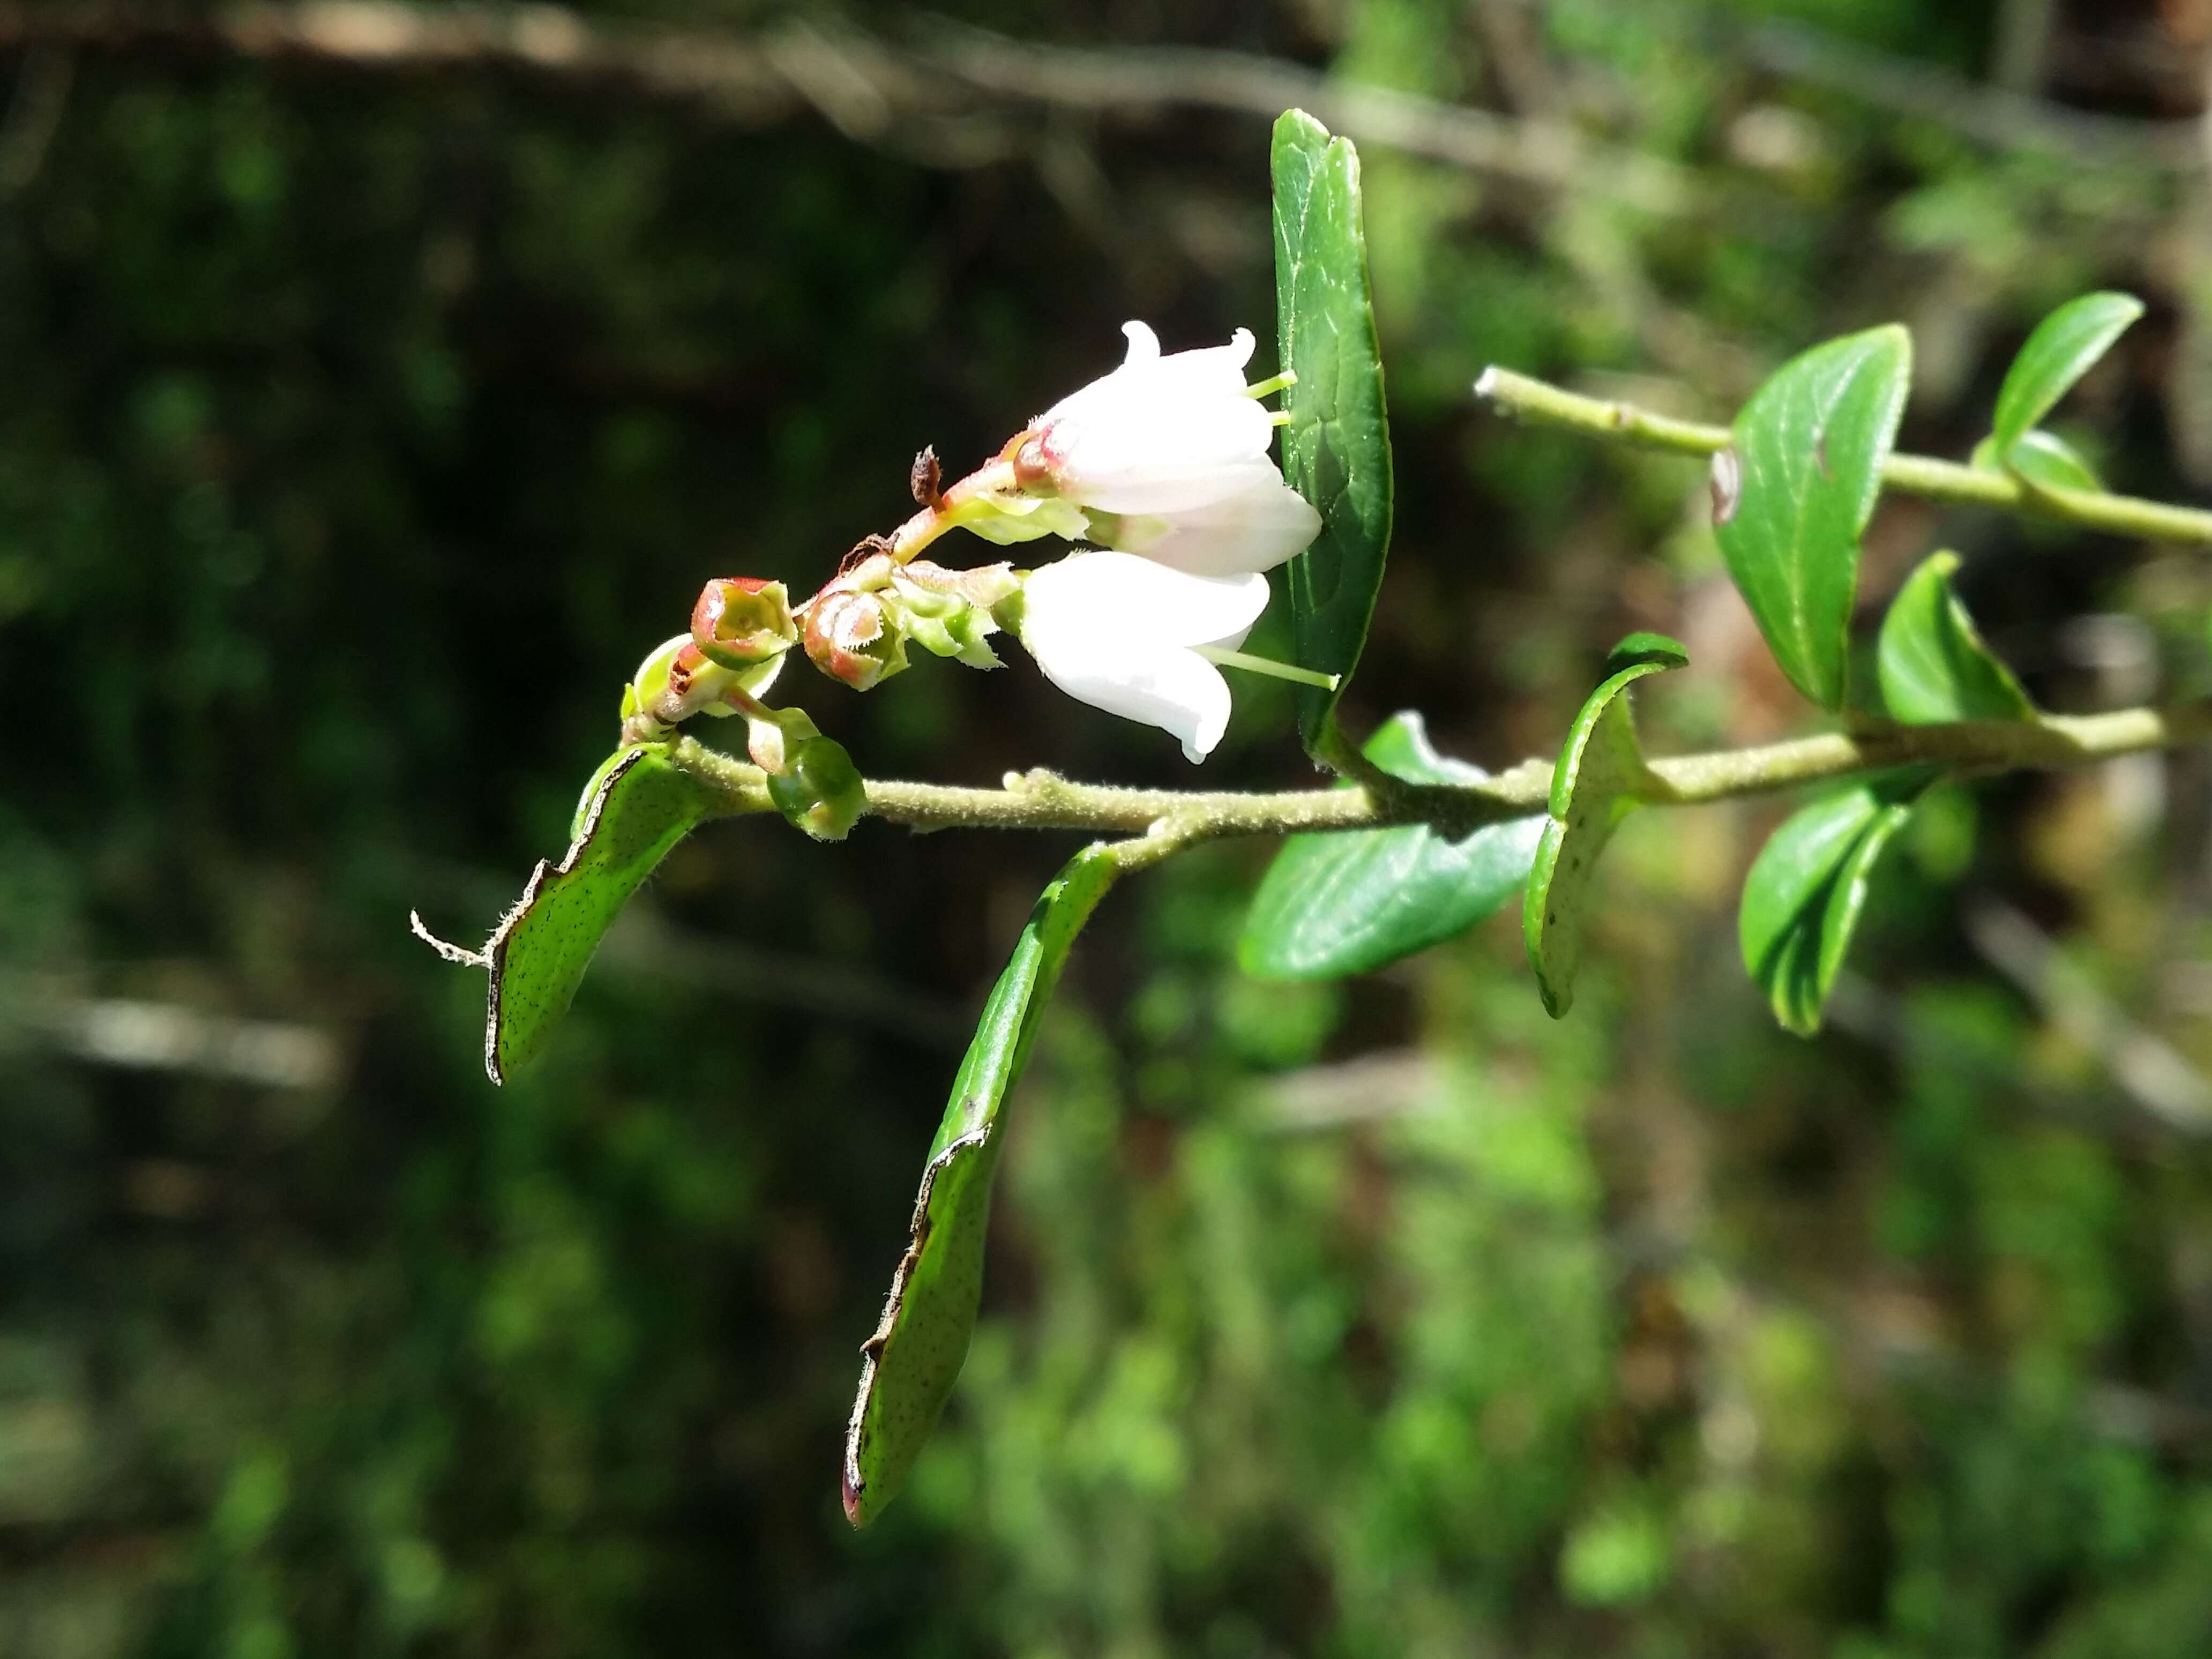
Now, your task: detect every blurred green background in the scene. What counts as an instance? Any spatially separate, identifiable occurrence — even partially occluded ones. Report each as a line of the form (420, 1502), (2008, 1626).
(7, 1), (2212, 1654)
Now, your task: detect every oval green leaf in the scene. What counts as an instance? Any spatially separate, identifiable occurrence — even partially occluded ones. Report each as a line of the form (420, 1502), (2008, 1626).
(1239, 712), (1544, 980)
(1523, 638), (1688, 1017)
(1875, 551), (2035, 726)
(423, 744), (721, 1086)
(2005, 427), (2104, 495)
(1273, 109), (1393, 754)
(1712, 325), (1911, 712)
(1740, 780), (1920, 1036)
(1990, 291), (2144, 455)
(843, 843), (1120, 1528)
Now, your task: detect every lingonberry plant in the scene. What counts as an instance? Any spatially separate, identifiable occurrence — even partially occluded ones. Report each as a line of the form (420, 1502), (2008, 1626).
(413, 110), (2212, 1526)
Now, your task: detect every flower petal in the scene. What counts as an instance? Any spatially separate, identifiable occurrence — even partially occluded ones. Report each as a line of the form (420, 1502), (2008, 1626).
(1050, 442), (1280, 515)
(1021, 551), (1270, 649)
(1118, 319), (1162, 367)
(1033, 322), (1276, 512)
(1121, 471), (1322, 576)
(1022, 623), (1235, 764)
(1018, 550), (1276, 760)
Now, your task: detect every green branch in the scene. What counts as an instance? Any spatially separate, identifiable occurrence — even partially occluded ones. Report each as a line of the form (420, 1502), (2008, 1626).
(667, 702), (2212, 845)
(1475, 366), (2212, 547)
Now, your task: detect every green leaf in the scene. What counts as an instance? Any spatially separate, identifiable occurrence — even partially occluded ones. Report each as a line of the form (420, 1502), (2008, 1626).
(1991, 291), (2144, 455)
(1522, 637), (1688, 1017)
(2005, 428), (2104, 495)
(1272, 109), (1393, 754)
(1712, 325), (1911, 711)
(843, 844), (1121, 1528)
(473, 744), (718, 1086)
(1239, 712), (1544, 980)
(1876, 551), (2036, 726)
(1740, 780), (1920, 1035)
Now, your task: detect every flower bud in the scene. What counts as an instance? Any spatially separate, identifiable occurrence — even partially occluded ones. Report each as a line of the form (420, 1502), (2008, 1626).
(766, 734), (867, 841)
(621, 630), (782, 745)
(692, 578), (797, 669)
(804, 589), (908, 691)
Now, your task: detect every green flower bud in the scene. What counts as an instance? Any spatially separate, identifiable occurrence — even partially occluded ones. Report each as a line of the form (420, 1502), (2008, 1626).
(766, 734), (867, 842)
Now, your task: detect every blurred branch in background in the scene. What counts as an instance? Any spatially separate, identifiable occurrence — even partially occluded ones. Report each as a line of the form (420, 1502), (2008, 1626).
(1964, 900), (2212, 1137)
(1747, 19), (2200, 169)
(1, 0), (2198, 205)
(0, 40), (70, 195)
(4, 982), (341, 1089)
(0, 1), (1685, 202)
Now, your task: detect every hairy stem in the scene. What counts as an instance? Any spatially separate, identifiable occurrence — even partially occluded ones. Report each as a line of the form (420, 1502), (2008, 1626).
(666, 703), (2212, 843)
(1474, 366), (2212, 547)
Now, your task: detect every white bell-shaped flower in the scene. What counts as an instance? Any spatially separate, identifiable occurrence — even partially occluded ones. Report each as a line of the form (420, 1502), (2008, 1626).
(1017, 549), (1272, 764)
(1026, 323), (1284, 513)
(1103, 472), (1325, 578)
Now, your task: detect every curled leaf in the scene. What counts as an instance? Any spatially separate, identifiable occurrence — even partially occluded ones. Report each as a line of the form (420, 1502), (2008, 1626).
(1875, 551), (2035, 726)
(1740, 780), (1921, 1035)
(416, 744), (720, 1086)
(843, 845), (1120, 1526)
(1523, 637), (1687, 1017)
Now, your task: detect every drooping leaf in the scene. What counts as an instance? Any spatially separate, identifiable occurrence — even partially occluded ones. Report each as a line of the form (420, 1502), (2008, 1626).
(454, 744), (720, 1086)
(1523, 634), (1688, 1017)
(1740, 780), (1921, 1035)
(1876, 551), (2036, 726)
(1272, 109), (1393, 754)
(1990, 291), (2144, 455)
(1712, 325), (1911, 711)
(1239, 712), (1544, 980)
(843, 844), (1120, 1528)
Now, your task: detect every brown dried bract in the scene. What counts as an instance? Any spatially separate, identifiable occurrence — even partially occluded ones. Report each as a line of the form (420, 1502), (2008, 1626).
(909, 445), (943, 509)
(837, 533), (896, 579)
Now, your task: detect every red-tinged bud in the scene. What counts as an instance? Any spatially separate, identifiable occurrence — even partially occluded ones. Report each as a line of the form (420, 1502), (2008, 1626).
(621, 630), (782, 744)
(766, 734), (867, 842)
(664, 641), (717, 705)
(804, 588), (908, 691)
(692, 577), (797, 669)
(1006, 428), (1053, 492)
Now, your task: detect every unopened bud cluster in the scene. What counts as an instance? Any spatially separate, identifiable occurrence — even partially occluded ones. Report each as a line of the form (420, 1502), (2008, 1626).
(804, 552), (1018, 691)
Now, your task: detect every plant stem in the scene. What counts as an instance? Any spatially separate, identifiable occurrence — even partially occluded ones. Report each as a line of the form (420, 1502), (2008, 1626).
(666, 703), (2212, 844)
(1474, 366), (2212, 547)
(1194, 646), (1341, 689)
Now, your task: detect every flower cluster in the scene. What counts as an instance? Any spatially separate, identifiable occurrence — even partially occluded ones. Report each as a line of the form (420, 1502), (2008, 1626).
(651, 319), (1321, 780)
(991, 322), (1319, 760)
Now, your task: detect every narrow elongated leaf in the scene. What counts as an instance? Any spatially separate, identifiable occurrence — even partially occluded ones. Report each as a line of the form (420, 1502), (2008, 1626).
(843, 844), (1120, 1528)
(1991, 292), (2144, 455)
(1876, 551), (2035, 726)
(1239, 712), (1543, 980)
(1273, 109), (1393, 753)
(1712, 325), (1911, 711)
(1740, 780), (1920, 1035)
(1523, 635), (1688, 1017)
(417, 744), (721, 1086)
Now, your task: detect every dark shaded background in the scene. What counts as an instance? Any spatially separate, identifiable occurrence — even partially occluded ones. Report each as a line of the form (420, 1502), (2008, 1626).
(8, 1), (2212, 1654)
